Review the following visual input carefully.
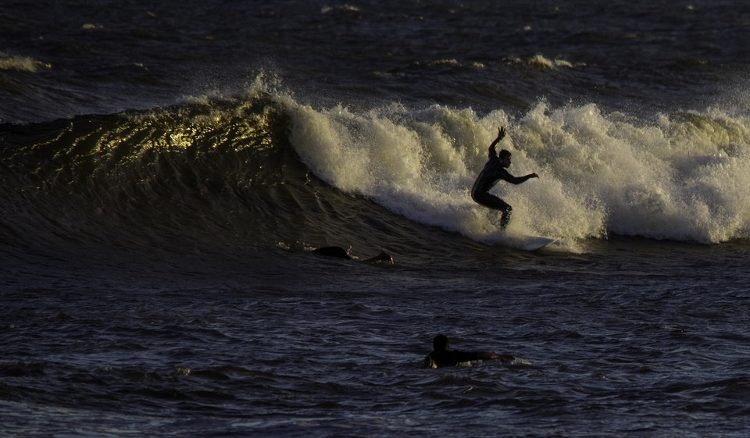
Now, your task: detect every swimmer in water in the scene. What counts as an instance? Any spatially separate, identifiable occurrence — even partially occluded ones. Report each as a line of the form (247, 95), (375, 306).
(312, 246), (393, 264)
(425, 334), (514, 368)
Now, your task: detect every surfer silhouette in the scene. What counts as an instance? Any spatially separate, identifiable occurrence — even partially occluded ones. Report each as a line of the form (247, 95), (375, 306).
(425, 334), (514, 368)
(312, 246), (393, 264)
(471, 127), (538, 228)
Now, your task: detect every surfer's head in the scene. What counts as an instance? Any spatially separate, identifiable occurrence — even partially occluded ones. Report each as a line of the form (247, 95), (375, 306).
(499, 149), (511, 167)
(433, 334), (449, 351)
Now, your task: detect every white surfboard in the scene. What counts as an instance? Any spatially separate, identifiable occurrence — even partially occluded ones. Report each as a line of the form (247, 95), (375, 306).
(509, 235), (557, 251)
(481, 232), (558, 251)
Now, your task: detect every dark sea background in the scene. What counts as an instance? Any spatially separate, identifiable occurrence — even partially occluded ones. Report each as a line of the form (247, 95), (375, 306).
(2, 1), (750, 436)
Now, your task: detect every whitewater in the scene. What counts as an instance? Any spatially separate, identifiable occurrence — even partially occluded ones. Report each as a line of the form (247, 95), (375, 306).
(2, 1), (750, 436)
(279, 88), (750, 245)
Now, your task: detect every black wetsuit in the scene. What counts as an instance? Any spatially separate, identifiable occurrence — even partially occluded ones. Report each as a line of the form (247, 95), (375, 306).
(426, 350), (483, 368)
(471, 145), (534, 227)
(313, 246), (394, 264)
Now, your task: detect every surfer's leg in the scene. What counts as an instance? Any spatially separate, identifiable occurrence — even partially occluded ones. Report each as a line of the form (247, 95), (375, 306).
(474, 193), (513, 228)
(500, 205), (512, 228)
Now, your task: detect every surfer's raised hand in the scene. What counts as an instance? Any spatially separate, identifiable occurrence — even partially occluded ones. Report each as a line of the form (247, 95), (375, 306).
(497, 126), (506, 141)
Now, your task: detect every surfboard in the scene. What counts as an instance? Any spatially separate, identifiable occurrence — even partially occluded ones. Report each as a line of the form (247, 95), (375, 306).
(496, 234), (557, 251)
(478, 229), (558, 251)
(514, 235), (557, 251)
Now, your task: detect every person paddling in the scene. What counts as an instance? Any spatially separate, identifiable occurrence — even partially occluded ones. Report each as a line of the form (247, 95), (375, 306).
(425, 334), (514, 368)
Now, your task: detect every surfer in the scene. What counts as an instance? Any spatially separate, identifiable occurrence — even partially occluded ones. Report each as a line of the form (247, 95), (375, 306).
(471, 127), (538, 228)
(312, 246), (394, 264)
(424, 334), (514, 368)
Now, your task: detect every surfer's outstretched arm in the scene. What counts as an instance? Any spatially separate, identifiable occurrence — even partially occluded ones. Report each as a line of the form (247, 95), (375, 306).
(488, 126), (506, 158)
(501, 170), (539, 185)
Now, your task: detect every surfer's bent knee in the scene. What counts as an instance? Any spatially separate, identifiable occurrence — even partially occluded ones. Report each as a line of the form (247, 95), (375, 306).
(476, 193), (511, 212)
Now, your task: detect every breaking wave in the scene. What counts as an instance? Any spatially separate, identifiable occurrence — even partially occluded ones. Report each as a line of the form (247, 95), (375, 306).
(2, 77), (749, 260)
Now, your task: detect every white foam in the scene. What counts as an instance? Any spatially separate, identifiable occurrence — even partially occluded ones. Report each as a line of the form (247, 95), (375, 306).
(509, 54), (584, 70)
(0, 52), (51, 73)
(277, 93), (750, 244)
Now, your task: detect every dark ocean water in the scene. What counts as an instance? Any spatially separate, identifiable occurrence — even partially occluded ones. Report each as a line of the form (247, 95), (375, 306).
(2, 0), (750, 436)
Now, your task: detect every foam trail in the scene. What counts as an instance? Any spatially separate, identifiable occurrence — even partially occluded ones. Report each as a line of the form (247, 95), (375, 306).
(278, 94), (750, 245)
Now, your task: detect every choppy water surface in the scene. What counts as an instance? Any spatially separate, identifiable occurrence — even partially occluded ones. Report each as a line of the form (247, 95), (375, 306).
(3, 240), (750, 436)
(2, 0), (750, 435)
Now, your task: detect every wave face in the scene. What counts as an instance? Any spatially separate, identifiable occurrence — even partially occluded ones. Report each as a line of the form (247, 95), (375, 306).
(2, 81), (749, 261)
(0, 87), (431, 260)
(1, 90), (291, 256)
